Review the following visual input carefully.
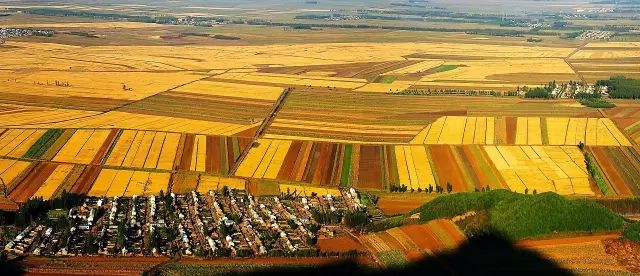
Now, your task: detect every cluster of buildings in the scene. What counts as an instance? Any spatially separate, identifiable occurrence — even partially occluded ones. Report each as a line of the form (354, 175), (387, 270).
(4, 188), (371, 258)
(0, 28), (53, 42)
(577, 30), (613, 40)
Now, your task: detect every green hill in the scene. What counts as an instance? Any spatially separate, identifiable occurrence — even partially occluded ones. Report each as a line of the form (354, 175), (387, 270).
(413, 190), (625, 240)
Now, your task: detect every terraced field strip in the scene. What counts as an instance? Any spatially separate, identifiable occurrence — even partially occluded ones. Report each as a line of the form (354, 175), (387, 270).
(0, 129), (46, 158)
(52, 129), (113, 164)
(588, 146), (639, 197)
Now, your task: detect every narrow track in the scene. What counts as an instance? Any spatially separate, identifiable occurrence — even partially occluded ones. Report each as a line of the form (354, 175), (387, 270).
(229, 87), (292, 175)
(564, 41), (589, 84)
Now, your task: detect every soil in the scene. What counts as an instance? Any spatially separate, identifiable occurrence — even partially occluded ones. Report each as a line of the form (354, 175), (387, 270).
(603, 239), (640, 273)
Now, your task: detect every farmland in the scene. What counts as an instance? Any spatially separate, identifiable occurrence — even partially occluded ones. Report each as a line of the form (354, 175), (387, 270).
(1, 2), (640, 274)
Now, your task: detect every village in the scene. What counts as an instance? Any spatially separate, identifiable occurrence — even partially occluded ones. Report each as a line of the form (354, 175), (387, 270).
(3, 188), (378, 258)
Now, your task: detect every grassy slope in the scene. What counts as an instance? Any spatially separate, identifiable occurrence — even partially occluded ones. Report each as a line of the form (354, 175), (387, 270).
(413, 190), (625, 240)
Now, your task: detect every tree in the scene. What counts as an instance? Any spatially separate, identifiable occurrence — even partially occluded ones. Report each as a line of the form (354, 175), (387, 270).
(446, 182), (453, 193)
(525, 188), (529, 195)
(533, 189), (537, 195)
(428, 184), (433, 193)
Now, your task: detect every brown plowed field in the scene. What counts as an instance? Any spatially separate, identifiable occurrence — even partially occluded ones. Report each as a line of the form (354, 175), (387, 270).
(91, 129), (120, 165)
(70, 165), (101, 194)
(10, 162), (58, 202)
(357, 145), (383, 189)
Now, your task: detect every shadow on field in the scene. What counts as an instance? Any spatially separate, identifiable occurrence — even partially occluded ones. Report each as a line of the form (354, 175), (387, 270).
(252, 233), (571, 276)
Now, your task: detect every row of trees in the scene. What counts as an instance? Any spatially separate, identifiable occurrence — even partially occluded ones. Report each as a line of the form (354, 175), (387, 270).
(389, 183), (454, 194)
(597, 76), (640, 99)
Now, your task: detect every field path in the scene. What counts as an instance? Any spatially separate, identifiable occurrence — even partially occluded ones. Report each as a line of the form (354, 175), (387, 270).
(564, 42), (589, 84)
(229, 87), (291, 175)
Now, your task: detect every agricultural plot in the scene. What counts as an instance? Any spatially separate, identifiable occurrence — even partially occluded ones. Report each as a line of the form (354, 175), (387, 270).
(0, 129), (47, 158)
(522, 237), (631, 275)
(484, 146), (593, 195)
(569, 42), (640, 83)
(99, 130), (251, 175)
(197, 175), (247, 193)
(414, 58), (578, 91)
(119, 90), (274, 130)
(545, 118), (630, 146)
(268, 89), (596, 144)
(235, 139), (390, 190)
(361, 219), (465, 266)
(588, 146), (640, 197)
(89, 169), (170, 197)
(52, 129), (114, 164)
(410, 116), (495, 145)
(0, 158), (32, 191)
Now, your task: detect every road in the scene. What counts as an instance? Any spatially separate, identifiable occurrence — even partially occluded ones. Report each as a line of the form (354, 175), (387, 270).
(229, 87), (292, 175)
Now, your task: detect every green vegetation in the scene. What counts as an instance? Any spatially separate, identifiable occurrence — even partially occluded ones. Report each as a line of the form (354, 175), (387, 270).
(584, 152), (613, 196)
(597, 76), (640, 99)
(527, 37), (543, 42)
(579, 98), (615, 108)
(376, 75), (397, 84)
(23, 129), (64, 159)
(623, 222), (640, 242)
(433, 65), (461, 73)
(592, 198), (640, 216)
(377, 250), (409, 268)
(340, 145), (353, 188)
(414, 190), (624, 240)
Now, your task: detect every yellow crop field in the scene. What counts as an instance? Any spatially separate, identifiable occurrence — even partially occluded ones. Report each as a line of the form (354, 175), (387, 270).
(105, 170), (135, 197)
(173, 80), (284, 101)
(122, 131), (150, 168)
(484, 146), (593, 195)
(32, 164), (74, 200)
(88, 169), (118, 197)
(394, 145), (411, 187)
(52, 130), (94, 163)
(3, 129), (46, 158)
(235, 139), (273, 178)
(146, 173), (171, 195)
(415, 116), (494, 145)
(0, 70), (203, 101)
(235, 139), (292, 179)
(394, 145), (435, 190)
(416, 58), (577, 90)
(388, 60), (444, 74)
(157, 133), (181, 170)
(124, 171), (152, 196)
(0, 159), (30, 187)
(545, 118), (631, 146)
(43, 111), (259, 136)
(515, 117), (528, 145)
(90, 169), (170, 196)
(462, 117), (477, 144)
(198, 175), (247, 193)
(410, 146), (436, 190)
(217, 72), (367, 89)
(264, 140), (293, 179)
(190, 135), (207, 172)
(131, 132), (156, 168)
(74, 130), (111, 164)
(0, 129), (43, 157)
(105, 130), (137, 167)
(143, 132), (166, 169)
(438, 116), (467, 144)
